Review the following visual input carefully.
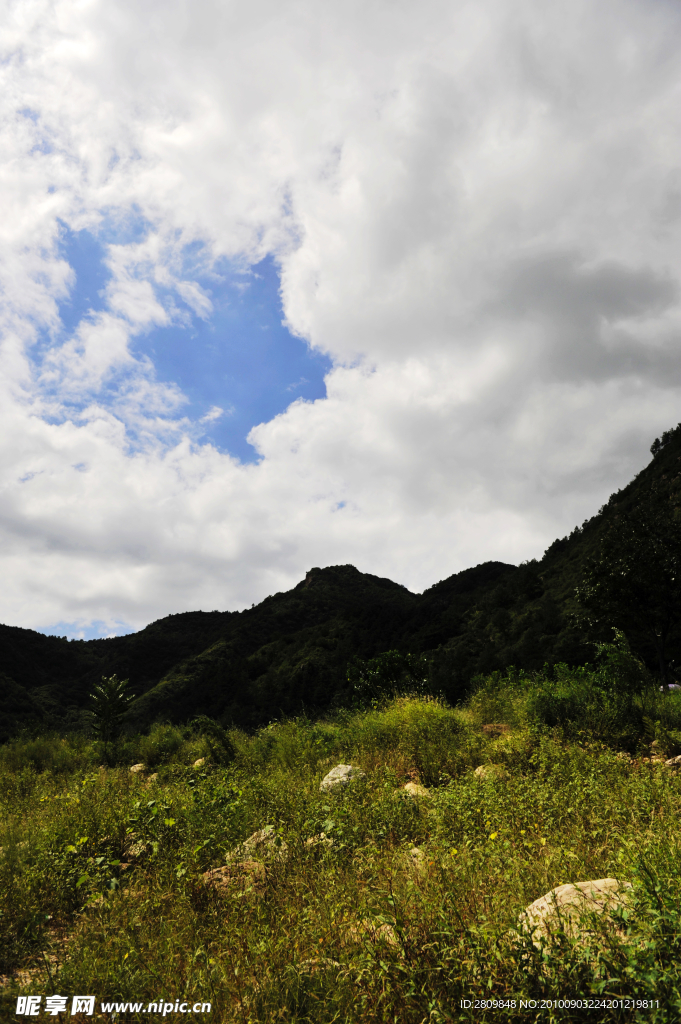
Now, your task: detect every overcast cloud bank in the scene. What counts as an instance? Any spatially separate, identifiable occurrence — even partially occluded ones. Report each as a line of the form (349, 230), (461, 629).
(2, 0), (681, 635)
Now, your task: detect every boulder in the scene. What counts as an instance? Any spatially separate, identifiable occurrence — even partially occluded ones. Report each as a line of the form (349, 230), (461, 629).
(294, 958), (341, 975)
(129, 763), (146, 774)
(229, 825), (288, 862)
(192, 758), (206, 768)
(400, 846), (429, 874)
(397, 782), (431, 800)
(482, 723), (511, 737)
(319, 764), (366, 792)
(203, 860), (266, 893)
(665, 754), (681, 768)
(305, 832), (334, 850)
(474, 764), (508, 781)
(124, 838), (151, 861)
(343, 918), (400, 949)
(517, 878), (633, 948)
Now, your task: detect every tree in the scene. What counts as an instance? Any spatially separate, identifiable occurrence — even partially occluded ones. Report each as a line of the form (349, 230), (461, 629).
(89, 674), (134, 753)
(347, 650), (431, 704)
(577, 490), (681, 688)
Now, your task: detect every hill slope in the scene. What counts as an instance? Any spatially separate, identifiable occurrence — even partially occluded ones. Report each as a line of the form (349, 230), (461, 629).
(2, 427), (681, 737)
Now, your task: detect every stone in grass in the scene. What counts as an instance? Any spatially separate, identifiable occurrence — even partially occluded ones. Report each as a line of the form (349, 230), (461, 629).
(305, 832), (334, 850)
(129, 763), (146, 774)
(665, 754), (681, 768)
(395, 782), (431, 800)
(400, 846), (430, 875)
(202, 860), (266, 893)
(482, 723), (511, 737)
(474, 764), (508, 781)
(293, 958), (341, 976)
(517, 878), (633, 948)
(124, 838), (151, 861)
(319, 764), (366, 792)
(229, 825), (289, 862)
(192, 758), (206, 768)
(344, 918), (401, 949)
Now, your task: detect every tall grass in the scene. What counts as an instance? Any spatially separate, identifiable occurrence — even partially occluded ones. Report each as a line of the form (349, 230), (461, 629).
(2, 677), (681, 1021)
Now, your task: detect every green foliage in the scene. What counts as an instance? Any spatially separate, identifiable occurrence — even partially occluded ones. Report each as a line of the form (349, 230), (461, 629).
(4, 683), (681, 1019)
(347, 649), (432, 703)
(188, 715), (236, 765)
(577, 490), (681, 685)
(0, 733), (96, 775)
(88, 674), (134, 750)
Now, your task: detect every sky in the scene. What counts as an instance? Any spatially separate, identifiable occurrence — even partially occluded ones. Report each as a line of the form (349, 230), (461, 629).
(2, 0), (681, 639)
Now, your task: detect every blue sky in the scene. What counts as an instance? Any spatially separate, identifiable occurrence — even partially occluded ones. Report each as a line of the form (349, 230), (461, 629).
(56, 225), (331, 463)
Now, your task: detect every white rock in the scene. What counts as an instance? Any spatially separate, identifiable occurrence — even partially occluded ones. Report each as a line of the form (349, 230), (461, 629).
(230, 826), (288, 862)
(474, 764), (507, 781)
(319, 764), (366, 792)
(517, 878), (633, 947)
(403, 782), (431, 799)
(305, 832), (334, 849)
(129, 763), (146, 774)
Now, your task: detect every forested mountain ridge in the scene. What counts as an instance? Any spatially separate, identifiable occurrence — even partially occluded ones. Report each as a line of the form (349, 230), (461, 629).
(2, 426), (681, 739)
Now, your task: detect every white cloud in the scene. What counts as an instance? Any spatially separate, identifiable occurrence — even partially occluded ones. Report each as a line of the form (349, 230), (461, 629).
(1, 0), (681, 631)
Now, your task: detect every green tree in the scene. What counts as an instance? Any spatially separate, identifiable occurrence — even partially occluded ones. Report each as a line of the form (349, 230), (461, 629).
(577, 490), (681, 688)
(347, 650), (431, 704)
(89, 674), (134, 754)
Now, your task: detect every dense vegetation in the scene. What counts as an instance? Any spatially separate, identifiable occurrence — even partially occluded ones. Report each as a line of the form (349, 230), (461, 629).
(3, 655), (681, 1022)
(3, 424), (681, 740)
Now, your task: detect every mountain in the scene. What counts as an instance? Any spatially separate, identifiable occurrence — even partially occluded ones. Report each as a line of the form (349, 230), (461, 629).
(2, 426), (681, 739)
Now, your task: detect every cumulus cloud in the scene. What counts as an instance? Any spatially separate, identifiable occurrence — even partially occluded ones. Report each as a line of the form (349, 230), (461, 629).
(1, 0), (681, 632)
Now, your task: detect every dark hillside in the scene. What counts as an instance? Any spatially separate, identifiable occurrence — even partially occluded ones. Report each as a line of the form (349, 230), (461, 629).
(2, 426), (681, 736)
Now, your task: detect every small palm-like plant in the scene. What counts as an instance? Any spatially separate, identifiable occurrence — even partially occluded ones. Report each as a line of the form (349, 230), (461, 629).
(89, 674), (133, 757)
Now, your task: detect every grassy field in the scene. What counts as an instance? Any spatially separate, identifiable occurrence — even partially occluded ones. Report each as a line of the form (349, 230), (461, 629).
(3, 663), (681, 1023)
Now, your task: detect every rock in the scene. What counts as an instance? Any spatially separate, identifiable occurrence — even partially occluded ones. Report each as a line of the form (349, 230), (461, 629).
(665, 754), (681, 768)
(319, 764), (366, 792)
(295, 958), (341, 975)
(147, 773), (159, 783)
(344, 918), (400, 949)
(305, 832), (334, 850)
(125, 838), (151, 861)
(129, 763), (146, 774)
(400, 846), (428, 874)
(482, 723), (511, 737)
(192, 758), (206, 768)
(229, 826), (288, 862)
(474, 764), (508, 781)
(517, 878), (633, 948)
(203, 860), (266, 893)
(396, 782), (431, 800)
